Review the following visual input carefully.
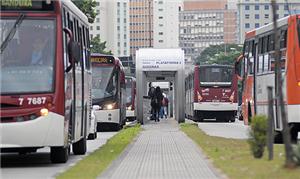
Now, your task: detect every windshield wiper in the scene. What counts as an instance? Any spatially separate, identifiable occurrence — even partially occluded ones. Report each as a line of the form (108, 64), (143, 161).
(0, 14), (25, 54)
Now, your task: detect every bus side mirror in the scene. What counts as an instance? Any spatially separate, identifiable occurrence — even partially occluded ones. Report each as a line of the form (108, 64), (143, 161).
(63, 28), (81, 65)
(235, 55), (243, 80)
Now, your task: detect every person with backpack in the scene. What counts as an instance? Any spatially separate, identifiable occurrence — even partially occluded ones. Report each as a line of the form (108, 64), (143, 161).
(162, 95), (169, 119)
(152, 86), (163, 122)
(148, 83), (156, 120)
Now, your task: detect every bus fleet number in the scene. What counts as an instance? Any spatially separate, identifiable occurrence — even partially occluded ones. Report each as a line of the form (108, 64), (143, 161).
(18, 97), (46, 105)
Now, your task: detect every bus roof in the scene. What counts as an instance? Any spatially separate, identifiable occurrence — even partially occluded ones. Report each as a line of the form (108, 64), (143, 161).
(62, 0), (88, 24)
(198, 64), (233, 68)
(245, 14), (296, 40)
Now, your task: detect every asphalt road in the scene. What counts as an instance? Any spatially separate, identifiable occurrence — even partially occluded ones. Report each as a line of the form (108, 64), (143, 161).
(197, 119), (250, 139)
(0, 132), (117, 179)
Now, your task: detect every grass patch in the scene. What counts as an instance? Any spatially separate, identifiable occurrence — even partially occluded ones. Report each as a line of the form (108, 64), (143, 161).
(57, 124), (141, 179)
(180, 123), (300, 179)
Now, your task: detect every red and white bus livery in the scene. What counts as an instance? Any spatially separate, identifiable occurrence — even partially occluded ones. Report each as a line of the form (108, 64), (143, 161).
(125, 76), (136, 121)
(0, 0), (92, 163)
(91, 54), (127, 131)
(237, 14), (300, 141)
(185, 64), (238, 122)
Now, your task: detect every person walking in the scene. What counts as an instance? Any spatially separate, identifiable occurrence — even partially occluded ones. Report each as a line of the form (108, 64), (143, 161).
(148, 83), (156, 120)
(163, 95), (169, 119)
(153, 86), (163, 122)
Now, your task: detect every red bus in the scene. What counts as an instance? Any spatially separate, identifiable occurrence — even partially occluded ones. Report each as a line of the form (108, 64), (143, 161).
(236, 14), (300, 141)
(185, 64), (238, 122)
(0, 0), (92, 163)
(125, 76), (136, 121)
(91, 54), (127, 131)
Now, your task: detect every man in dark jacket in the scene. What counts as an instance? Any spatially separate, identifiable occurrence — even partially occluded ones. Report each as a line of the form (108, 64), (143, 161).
(148, 83), (156, 120)
(153, 86), (163, 122)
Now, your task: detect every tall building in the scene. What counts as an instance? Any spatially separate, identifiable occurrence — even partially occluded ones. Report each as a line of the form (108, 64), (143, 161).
(90, 0), (130, 57)
(179, 0), (238, 61)
(237, 0), (300, 43)
(153, 0), (182, 48)
(129, 0), (153, 61)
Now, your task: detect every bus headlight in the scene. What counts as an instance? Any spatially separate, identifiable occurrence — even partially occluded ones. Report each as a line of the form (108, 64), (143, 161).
(298, 82), (300, 87)
(40, 108), (49, 116)
(127, 105), (132, 110)
(104, 103), (116, 110)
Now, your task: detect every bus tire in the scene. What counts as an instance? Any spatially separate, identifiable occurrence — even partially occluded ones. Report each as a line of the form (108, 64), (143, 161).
(50, 146), (68, 163)
(88, 133), (96, 140)
(73, 136), (87, 155)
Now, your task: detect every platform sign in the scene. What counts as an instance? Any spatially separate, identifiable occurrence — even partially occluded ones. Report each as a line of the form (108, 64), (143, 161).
(137, 49), (184, 71)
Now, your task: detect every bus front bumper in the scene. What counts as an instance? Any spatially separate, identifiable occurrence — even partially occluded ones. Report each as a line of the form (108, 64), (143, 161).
(126, 110), (135, 118)
(94, 109), (120, 124)
(0, 112), (65, 148)
(194, 102), (238, 111)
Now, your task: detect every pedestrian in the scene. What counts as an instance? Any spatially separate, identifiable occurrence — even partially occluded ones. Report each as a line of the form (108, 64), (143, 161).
(152, 86), (163, 122)
(148, 83), (156, 120)
(163, 95), (169, 119)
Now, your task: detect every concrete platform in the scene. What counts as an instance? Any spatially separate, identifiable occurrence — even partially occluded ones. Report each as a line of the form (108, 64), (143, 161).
(99, 119), (222, 179)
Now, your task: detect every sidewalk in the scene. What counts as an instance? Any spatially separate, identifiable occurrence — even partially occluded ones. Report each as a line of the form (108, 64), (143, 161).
(99, 119), (222, 179)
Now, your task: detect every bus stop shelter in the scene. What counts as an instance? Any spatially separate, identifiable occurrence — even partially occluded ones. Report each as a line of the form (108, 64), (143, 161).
(135, 48), (185, 124)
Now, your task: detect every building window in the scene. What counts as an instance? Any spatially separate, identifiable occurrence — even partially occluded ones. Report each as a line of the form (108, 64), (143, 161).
(96, 26), (100, 30)
(96, 10), (100, 13)
(96, 18), (100, 22)
(245, 14), (250, 19)
(124, 42), (127, 47)
(158, 1), (163, 4)
(96, 2), (99, 6)
(90, 26), (93, 30)
(159, 24), (163, 27)
(255, 5), (259, 10)
(255, 14), (259, 19)
(118, 42), (120, 47)
(245, 5), (250, 10)
(245, 23), (250, 28)
(159, 8), (163, 11)
(264, 5), (269, 10)
(159, 32), (163, 35)
(255, 23), (260, 28)
(117, 18), (120, 23)
(117, 2), (120, 7)
(117, 26), (120, 30)
(159, 16), (163, 19)
(158, 40), (163, 43)
(265, 14), (269, 19)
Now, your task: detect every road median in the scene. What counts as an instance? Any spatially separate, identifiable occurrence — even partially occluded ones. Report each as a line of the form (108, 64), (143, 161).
(181, 123), (300, 179)
(57, 124), (141, 179)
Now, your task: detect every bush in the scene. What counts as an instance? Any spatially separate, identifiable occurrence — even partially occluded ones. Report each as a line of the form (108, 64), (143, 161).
(292, 144), (300, 165)
(248, 115), (268, 158)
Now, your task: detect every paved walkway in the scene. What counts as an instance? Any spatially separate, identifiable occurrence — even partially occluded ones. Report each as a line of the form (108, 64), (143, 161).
(99, 119), (222, 179)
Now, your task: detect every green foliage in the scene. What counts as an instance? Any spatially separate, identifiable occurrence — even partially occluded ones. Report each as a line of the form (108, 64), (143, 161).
(248, 115), (268, 158)
(72, 0), (97, 23)
(293, 144), (300, 165)
(195, 44), (243, 65)
(57, 125), (141, 179)
(91, 36), (112, 55)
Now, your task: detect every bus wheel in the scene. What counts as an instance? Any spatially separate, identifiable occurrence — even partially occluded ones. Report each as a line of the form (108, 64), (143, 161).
(88, 133), (96, 140)
(73, 136), (87, 155)
(50, 146), (68, 163)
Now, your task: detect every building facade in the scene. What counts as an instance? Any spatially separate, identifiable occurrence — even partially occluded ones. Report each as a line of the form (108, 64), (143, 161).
(90, 0), (130, 57)
(129, 0), (153, 61)
(152, 0), (182, 48)
(237, 0), (300, 43)
(179, 0), (238, 61)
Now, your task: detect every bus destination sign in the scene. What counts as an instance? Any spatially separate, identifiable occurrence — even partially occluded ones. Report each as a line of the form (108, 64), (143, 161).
(91, 57), (114, 64)
(1, 0), (54, 11)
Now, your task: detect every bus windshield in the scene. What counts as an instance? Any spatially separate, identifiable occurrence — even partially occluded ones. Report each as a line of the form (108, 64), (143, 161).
(92, 66), (117, 99)
(0, 19), (55, 94)
(199, 66), (233, 87)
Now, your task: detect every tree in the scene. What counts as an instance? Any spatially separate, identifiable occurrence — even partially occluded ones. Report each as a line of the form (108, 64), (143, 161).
(195, 44), (243, 65)
(90, 36), (112, 55)
(72, 0), (97, 23)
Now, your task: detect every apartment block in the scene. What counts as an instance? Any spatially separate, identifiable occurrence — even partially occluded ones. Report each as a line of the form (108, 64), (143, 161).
(179, 0), (238, 61)
(237, 0), (300, 43)
(90, 0), (130, 57)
